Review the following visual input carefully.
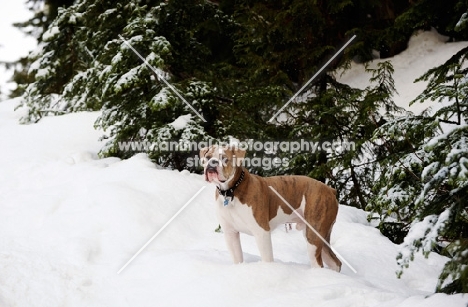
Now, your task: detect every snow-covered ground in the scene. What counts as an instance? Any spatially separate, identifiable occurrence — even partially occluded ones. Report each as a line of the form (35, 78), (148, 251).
(1, 30), (468, 306)
(338, 29), (468, 114)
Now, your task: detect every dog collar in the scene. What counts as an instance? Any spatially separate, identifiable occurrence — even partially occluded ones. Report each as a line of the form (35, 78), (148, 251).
(217, 169), (245, 206)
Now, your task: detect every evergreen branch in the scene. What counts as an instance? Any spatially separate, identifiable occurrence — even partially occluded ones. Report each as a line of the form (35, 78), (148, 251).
(437, 118), (462, 125)
(214, 95), (234, 104)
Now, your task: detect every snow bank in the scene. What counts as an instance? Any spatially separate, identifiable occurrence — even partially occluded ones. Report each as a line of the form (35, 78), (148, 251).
(1, 96), (467, 306)
(338, 29), (468, 114)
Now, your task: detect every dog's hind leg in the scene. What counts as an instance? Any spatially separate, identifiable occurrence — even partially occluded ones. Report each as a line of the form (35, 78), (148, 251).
(306, 243), (323, 268)
(305, 229), (324, 268)
(321, 228), (341, 272)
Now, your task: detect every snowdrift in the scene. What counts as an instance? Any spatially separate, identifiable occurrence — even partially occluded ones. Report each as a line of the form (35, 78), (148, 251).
(1, 30), (468, 306)
(1, 99), (467, 307)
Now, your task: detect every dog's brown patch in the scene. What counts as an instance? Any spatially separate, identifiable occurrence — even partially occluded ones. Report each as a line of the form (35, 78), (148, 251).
(231, 167), (338, 233)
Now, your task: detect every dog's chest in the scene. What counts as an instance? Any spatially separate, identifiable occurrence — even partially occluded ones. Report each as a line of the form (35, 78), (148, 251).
(216, 197), (262, 235)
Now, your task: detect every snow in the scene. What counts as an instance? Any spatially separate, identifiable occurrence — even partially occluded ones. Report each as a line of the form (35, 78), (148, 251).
(338, 29), (468, 114)
(456, 13), (468, 29)
(150, 87), (170, 107)
(114, 66), (139, 91)
(42, 26), (60, 42)
(170, 114), (192, 130)
(1, 30), (468, 306)
(1, 101), (467, 306)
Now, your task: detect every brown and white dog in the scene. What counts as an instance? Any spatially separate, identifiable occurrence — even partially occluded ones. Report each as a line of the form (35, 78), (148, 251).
(200, 145), (342, 271)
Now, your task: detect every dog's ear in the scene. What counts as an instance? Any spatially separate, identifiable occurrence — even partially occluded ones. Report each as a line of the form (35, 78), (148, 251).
(233, 147), (246, 167)
(199, 147), (209, 160)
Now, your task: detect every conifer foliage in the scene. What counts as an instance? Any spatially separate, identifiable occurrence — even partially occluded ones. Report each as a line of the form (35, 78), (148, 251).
(370, 26), (468, 293)
(7, 0), (74, 98)
(14, 0), (468, 293)
(21, 1), (234, 168)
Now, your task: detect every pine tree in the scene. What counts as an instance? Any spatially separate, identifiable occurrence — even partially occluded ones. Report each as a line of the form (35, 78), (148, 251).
(20, 0), (243, 170)
(17, 0), (467, 182)
(370, 13), (468, 292)
(391, 0), (468, 42)
(16, 0), (421, 165)
(7, 0), (74, 98)
(274, 61), (404, 209)
(405, 44), (467, 294)
(13, 0), (468, 292)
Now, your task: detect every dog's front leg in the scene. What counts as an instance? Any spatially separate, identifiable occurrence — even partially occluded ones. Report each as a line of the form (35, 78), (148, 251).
(224, 230), (243, 264)
(254, 230), (274, 262)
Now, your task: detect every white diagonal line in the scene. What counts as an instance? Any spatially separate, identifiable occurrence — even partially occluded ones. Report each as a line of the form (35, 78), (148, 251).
(268, 35), (357, 123)
(118, 34), (207, 123)
(268, 186), (357, 273)
(117, 185), (206, 274)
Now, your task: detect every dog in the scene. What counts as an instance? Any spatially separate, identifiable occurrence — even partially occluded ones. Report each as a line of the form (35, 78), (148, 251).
(200, 145), (342, 271)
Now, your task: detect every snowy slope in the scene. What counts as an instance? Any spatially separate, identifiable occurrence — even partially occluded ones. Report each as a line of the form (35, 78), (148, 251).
(1, 31), (468, 306)
(338, 29), (468, 114)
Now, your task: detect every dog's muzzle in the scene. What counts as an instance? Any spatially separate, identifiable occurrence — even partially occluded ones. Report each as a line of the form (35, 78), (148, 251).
(205, 159), (223, 183)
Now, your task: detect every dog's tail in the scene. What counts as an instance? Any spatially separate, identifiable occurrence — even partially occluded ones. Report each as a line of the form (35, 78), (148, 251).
(321, 223), (342, 272)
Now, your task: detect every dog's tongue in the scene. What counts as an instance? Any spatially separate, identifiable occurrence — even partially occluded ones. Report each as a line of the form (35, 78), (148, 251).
(206, 170), (219, 182)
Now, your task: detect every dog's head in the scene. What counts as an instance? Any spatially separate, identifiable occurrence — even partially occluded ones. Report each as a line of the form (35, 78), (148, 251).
(200, 145), (246, 184)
